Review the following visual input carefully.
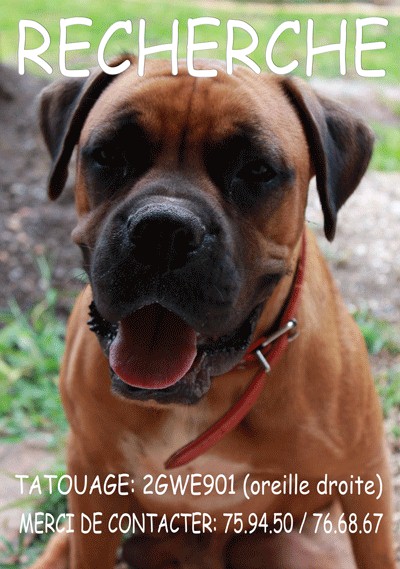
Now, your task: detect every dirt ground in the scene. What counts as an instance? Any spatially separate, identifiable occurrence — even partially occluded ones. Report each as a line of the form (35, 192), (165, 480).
(0, 64), (399, 563)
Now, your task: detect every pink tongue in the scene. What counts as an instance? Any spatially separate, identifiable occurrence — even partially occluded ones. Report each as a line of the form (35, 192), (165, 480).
(109, 304), (197, 389)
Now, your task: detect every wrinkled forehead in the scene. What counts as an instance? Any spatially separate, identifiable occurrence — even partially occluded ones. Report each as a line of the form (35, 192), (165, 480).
(81, 61), (306, 156)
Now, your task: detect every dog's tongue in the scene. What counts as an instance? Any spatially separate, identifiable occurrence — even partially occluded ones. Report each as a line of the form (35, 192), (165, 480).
(109, 304), (197, 389)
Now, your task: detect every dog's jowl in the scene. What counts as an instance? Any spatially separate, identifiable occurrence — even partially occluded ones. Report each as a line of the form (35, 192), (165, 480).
(31, 56), (396, 569)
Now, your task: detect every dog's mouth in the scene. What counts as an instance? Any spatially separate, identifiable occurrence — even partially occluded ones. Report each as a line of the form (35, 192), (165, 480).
(110, 304), (198, 390)
(88, 301), (261, 404)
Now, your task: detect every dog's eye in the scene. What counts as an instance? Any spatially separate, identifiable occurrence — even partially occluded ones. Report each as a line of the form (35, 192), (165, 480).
(91, 147), (125, 169)
(236, 159), (276, 184)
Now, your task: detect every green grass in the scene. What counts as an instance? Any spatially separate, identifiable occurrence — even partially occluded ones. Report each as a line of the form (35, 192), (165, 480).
(376, 366), (400, 420)
(0, 259), (67, 566)
(0, 532), (43, 568)
(0, 467), (67, 568)
(353, 310), (400, 356)
(0, 259), (67, 444)
(371, 122), (400, 172)
(353, 310), (400, 424)
(0, 0), (399, 82)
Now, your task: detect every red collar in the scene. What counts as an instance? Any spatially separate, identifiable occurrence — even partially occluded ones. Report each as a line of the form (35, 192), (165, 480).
(165, 232), (307, 469)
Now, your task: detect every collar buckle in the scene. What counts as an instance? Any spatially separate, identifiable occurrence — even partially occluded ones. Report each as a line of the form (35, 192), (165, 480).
(254, 318), (298, 373)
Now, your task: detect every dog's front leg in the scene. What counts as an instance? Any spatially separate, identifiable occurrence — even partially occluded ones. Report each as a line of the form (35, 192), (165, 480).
(341, 448), (396, 569)
(67, 457), (127, 569)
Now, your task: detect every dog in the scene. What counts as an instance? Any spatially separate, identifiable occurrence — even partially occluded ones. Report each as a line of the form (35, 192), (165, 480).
(30, 55), (396, 569)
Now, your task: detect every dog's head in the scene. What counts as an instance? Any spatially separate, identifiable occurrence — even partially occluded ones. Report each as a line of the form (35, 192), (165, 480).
(40, 56), (373, 404)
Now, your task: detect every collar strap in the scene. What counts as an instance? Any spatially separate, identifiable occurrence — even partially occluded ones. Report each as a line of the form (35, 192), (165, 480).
(165, 232), (307, 470)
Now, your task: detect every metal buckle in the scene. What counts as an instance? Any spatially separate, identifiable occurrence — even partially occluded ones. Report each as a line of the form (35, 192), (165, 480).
(287, 318), (299, 342)
(255, 319), (298, 373)
(255, 349), (272, 373)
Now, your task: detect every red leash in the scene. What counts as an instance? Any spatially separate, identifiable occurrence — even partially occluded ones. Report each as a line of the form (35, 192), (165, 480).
(165, 233), (307, 470)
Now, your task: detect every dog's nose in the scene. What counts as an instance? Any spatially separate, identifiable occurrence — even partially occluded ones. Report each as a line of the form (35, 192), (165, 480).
(127, 204), (206, 271)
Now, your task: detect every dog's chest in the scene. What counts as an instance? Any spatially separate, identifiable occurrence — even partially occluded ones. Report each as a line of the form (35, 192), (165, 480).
(119, 430), (265, 517)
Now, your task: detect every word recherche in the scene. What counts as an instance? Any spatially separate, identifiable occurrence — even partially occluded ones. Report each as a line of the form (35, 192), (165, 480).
(18, 17), (388, 78)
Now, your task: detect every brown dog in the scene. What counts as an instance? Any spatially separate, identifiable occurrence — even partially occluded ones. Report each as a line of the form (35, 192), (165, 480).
(31, 56), (396, 569)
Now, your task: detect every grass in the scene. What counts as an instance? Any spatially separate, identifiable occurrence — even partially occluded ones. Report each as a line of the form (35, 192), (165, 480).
(0, 259), (68, 567)
(0, 532), (43, 568)
(0, 259), (67, 444)
(0, 0), (399, 82)
(370, 122), (400, 172)
(376, 366), (400, 421)
(353, 309), (400, 356)
(353, 310), (400, 425)
(0, 467), (67, 568)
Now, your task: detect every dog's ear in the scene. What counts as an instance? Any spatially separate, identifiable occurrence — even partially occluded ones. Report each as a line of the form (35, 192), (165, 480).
(39, 55), (135, 200)
(280, 77), (374, 241)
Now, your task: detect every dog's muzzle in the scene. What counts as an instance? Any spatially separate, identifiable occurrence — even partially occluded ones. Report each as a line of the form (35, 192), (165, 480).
(87, 195), (263, 404)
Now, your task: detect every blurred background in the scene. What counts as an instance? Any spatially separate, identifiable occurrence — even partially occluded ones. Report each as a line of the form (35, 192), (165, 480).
(0, 1), (399, 567)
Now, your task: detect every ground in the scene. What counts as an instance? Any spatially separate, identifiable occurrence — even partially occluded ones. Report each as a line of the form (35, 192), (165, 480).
(0, 64), (399, 564)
